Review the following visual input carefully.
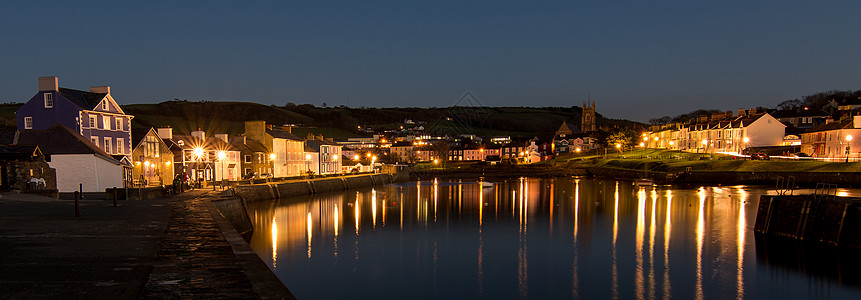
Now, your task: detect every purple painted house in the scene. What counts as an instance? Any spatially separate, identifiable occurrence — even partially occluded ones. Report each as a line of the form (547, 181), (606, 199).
(16, 76), (134, 157)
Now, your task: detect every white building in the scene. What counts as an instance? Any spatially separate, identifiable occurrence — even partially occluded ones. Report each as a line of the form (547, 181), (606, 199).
(647, 111), (785, 155)
(15, 124), (132, 192)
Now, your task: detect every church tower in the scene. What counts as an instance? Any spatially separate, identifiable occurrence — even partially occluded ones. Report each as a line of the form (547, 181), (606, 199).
(581, 100), (596, 132)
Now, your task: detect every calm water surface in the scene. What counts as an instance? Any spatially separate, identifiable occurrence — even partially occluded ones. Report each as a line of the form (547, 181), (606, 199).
(247, 178), (861, 299)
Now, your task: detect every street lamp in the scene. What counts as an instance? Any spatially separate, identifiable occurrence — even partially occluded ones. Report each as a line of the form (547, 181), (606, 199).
(305, 154), (312, 178)
(615, 143), (622, 153)
(846, 135), (853, 162)
(217, 151), (226, 190)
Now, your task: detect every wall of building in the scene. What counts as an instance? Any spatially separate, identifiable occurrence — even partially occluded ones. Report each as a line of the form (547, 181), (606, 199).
(50, 154), (123, 192)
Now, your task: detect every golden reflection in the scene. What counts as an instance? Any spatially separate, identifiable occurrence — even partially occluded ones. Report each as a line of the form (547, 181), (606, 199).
(611, 181), (619, 300)
(648, 187), (657, 300)
(307, 212), (313, 259)
(354, 199), (359, 235)
(434, 179), (438, 223)
(372, 189), (377, 229)
(271, 217), (278, 269)
(479, 183), (484, 227)
(517, 178), (528, 299)
(696, 187), (706, 300)
(572, 179), (580, 298)
(382, 199), (386, 226)
(663, 190), (672, 297)
(737, 188), (747, 299)
(635, 187), (646, 300)
(333, 204), (339, 260)
(334, 205), (339, 237)
(549, 181), (554, 232)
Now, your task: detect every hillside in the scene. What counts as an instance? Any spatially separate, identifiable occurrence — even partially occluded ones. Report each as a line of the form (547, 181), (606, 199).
(124, 101), (643, 139)
(0, 100), (644, 139)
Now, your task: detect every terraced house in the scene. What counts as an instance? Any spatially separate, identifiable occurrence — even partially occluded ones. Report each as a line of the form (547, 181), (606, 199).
(16, 76), (133, 157)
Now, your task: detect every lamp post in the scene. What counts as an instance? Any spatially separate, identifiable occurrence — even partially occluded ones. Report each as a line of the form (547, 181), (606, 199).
(193, 147), (204, 189)
(218, 151), (226, 190)
(305, 153), (312, 178)
(845, 134), (853, 162)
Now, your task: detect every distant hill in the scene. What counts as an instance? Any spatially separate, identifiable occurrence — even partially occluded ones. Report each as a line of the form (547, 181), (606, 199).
(122, 100), (644, 140)
(0, 99), (644, 139)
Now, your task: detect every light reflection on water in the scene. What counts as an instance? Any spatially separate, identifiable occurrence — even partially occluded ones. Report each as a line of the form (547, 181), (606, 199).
(247, 178), (861, 300)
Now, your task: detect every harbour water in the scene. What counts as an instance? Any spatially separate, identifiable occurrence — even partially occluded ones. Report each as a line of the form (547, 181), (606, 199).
(247, 177), (861, 299)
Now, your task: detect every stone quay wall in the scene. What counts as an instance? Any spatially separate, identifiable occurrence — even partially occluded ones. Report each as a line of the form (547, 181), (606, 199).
(754, 194), (861, 249)
(233, 173), (404, 203)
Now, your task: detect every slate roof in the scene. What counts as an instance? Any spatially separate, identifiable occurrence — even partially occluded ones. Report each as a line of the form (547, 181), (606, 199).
(131, 128), (153, 147)
(806, 119), (853, 133)
(0, 144), (42, 160)
(266, 128), (302, 141)
(15, 124), (118, 163)
(229, 137), (269, 153)
(0, 129), (17, 144)
(771, 109), (830, 118)
(58, 88), (107, 110)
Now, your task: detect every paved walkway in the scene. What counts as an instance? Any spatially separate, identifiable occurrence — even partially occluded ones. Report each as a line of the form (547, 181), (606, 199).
(0, 189), (294, 299)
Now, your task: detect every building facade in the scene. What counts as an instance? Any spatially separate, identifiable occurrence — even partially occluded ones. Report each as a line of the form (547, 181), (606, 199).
(16, 76), (133, 157)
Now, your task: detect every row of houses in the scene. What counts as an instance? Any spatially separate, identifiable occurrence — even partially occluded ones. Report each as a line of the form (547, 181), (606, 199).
(2, 77), (344, 193)
(644, 107), (861, 160)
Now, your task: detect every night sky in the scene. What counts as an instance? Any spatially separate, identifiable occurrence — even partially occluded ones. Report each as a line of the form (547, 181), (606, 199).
(2, 1), (859, 122)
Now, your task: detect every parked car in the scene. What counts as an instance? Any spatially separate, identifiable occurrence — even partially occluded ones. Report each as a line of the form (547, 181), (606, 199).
(751, 153), (770, 160)
(791, 152), (810, 158)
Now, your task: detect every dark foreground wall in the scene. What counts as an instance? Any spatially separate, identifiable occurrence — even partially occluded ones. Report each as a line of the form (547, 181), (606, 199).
(755, 195), (861, 249)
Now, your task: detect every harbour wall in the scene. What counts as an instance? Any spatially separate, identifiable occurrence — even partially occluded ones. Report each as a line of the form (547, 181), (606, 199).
(232, 172), (406, 203)
(754, 194), (861, 249)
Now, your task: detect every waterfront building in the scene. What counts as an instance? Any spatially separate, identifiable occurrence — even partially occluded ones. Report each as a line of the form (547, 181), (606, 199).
(390, 141), (414, 163)
(230, 135), (273, 179)
(16, 76), (133, 157)
(799, 116), (861, 160)
(499, 142), (526, 160)
(15, 124), (132, 192)
(130, 128), (174, 186)
(647, 110), (785, 155)
(171, 131), (240, 183)
(244, 121), (304, 177)
(305, 135), (343, 175)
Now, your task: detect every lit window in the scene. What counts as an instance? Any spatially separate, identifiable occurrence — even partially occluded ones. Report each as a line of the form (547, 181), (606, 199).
(103, 116), (111, 129)
(116, 138), (124, 155)
(44, 93), (53, 108)
(24, 117), (33, 129)
(104, 138), (112, 154)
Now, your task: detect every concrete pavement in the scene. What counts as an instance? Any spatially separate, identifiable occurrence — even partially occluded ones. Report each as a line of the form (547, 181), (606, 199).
(0, 189), (294, 299)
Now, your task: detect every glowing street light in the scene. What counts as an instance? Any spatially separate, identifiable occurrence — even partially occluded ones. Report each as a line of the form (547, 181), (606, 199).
(193, 147), (204, 159)
(217, 151), (226, 189)
(269, 153), (276, 161)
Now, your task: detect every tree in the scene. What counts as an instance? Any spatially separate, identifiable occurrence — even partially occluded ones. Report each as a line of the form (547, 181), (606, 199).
(606, 128), (636, 150)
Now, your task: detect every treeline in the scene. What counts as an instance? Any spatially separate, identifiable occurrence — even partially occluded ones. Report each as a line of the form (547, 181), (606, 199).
(648, 89), (861, 125)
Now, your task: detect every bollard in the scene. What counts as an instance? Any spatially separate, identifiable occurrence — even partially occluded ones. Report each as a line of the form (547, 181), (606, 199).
(113, 187), (118, 207)
(74, 191), (80, 217)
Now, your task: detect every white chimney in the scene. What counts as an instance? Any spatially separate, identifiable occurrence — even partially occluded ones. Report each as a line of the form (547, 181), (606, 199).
(90, 86), (110, 94)
(191, 130), (205, 141)
(38, 76), (58, 92)
(157, 127), (173, 140)
(215, 133), (228, 143)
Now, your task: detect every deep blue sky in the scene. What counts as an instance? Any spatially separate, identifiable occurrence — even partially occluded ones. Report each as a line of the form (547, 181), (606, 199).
(2, 1), (859, 122)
